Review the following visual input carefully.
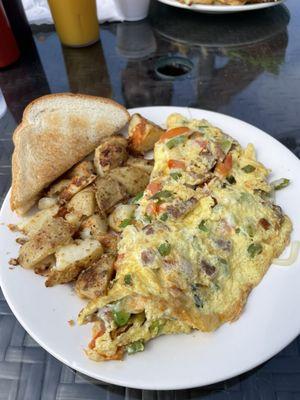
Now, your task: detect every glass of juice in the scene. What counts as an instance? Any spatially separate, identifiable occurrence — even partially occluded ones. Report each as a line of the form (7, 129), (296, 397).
(47, 0), (99, 47)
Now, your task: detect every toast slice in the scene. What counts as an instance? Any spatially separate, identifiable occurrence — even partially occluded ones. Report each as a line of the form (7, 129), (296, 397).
(11, 94), (130, 215)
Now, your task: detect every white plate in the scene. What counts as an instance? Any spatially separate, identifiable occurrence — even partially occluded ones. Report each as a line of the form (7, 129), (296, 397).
(0, 106), (300, 390)
(157, 0), (285, 14)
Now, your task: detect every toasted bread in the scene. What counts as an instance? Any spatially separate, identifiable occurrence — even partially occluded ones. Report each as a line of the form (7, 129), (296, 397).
(11, 93), (130, 215)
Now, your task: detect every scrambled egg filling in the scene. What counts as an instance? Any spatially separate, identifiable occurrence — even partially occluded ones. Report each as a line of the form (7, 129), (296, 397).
(78, 113), (292, 361)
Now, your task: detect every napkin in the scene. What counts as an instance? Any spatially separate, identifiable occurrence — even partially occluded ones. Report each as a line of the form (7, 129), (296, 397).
(22, 0), (126, 25)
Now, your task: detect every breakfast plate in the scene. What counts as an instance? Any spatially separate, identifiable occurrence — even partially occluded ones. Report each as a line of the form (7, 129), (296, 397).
(157, 0), (285, 14)
(0, 106), (300, 390)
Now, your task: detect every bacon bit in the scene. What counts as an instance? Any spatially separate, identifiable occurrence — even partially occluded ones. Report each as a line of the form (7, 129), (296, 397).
(147, 181), (162, 195)
(68, 319), (75, 327)
(160, 127), (189, 141)
(8, 224), (18, 232)
(215, 154), (232, 177)
(168, 159), (186, 169)
(195, 140), (208, 150)
(259, 218), (271, 230)
(146, 202), (160, 215)
(201, 260), (216, 277)
(88, 322), (106, 349)
(9, 258), (18, 266)
(16, 237), (27, 245)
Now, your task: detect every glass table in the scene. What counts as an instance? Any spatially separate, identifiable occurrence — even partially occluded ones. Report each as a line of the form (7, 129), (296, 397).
(0, 0), (300, 398)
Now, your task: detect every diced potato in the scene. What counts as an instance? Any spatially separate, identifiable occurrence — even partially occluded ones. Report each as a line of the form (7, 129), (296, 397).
(67, 187), (97, 218)
(75, 254), (115, 300)
(94, 176), (127, 215)
(67, 160), (95, 178)
(47, 179), (71, 198)
(97, 233), (120, 255)
(80, 214), (108, 240)
(45, 239), (103, 286)
(38, 197), (58, 210)
(94, 135), (128, 176)
(17, 205), (59, 238)
(108, 166), (150, 197)
(126, 156), (154, 175)
(34, 255), (56, 276)
(18, 217), (73, 269)
(59, 174), (97, 203)
(128, 113), (165, 154)
(108, 204), (136, 232)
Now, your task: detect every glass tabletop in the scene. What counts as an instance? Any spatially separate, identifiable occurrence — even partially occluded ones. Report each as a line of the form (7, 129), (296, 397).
(0, 0), (300, 398)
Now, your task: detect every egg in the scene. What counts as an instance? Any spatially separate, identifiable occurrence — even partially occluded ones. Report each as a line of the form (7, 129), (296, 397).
(79, 114), (292, 361)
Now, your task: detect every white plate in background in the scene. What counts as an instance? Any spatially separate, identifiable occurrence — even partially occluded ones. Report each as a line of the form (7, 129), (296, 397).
(0, 106), (299, 390)
(157, 0), (285, 14)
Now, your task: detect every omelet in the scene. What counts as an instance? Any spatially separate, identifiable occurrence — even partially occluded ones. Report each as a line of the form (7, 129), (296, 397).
(78, 114), (292, 361)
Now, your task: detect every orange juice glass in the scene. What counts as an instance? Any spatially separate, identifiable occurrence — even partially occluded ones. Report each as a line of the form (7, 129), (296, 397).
(48, 0), (99, 47)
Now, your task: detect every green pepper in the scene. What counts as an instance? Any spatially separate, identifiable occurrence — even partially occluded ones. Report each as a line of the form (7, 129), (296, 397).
(124, 274), (132, 285)
(220, 139), (232, 154)
(113, 309), (130, 327)
(160, 213), (168, 222)
(247, 243), (263, 258)
(166, 135), (187, 149)
(170, 172), (182, 181)
(242, 165), (255, 173)
(149, 320), (164, 336)
(131, 191), (143, 204)
(119, 218), (134, 229)
(158, 242), (171, 256)
(271, 178), (290, 191)
(198, 220), (208, 232)
(126, 340), (145, 355)
(151, 190), (173, 200)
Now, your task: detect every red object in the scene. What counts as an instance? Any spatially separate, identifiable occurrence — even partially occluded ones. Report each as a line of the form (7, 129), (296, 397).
(0, 1), (20, 68)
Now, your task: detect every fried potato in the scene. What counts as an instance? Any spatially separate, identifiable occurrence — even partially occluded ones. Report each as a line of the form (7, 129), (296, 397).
(108, 204), (136, 232)
(126, 156), (154, 174)
(45, 239), (103, 287)
(47, 179), (71, 198)
(94, 176), (127, 215)
(128, 114), (165, 154)
(38, 197), (58, 210)
(94, 135), (128, 176)
(34, 255), (56, 276)
(67, 160), (95, 179)
(108, 166), (150, 197)
(75, 254), (115, 300)
(97, 233), (120, 255)
(17, 205), (60, 237)
(18, 217), (73, 269)
(80, 214), (108, 241)
(59, 174), (97, 203)
(67, 187), (97, 218)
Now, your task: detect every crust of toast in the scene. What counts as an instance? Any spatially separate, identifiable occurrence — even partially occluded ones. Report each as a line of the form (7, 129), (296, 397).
(11, 93), (130, 215)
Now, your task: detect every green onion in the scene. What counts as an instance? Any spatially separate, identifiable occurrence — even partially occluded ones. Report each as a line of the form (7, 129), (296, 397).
(235, 228), (241, 234)
(131, 191), (143, 204)
(271, 178), (290, 191)
(226, 175), (236, 185)
(197, 125), (209, 129)
(220, 139), (232, 154)
(166, 136), (187, 149)
(126, 340), (144, 355)
(242, 165), (255, 173)
(113, 310), (130, 327)
(151, 190), (172, 200)
(170, 172), (182, 181)
(160, 213), (168, 222)
(119, 218), (134, 229)
(247, 243), (263, 258)
(198, 220), (208, 232)
(158, 242), (171, 256)
(124, 274), (132, 285)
